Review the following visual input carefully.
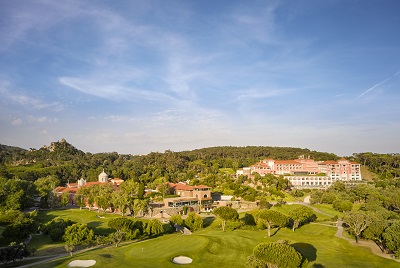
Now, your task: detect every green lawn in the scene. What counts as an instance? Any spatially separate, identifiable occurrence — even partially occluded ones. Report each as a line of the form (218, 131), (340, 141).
(32, 209), (152, 256)
(29, 216), (399, 268)
(37, 209), (136, 235)
(312, 204), (343, 218)
(272, 204), (332, 222)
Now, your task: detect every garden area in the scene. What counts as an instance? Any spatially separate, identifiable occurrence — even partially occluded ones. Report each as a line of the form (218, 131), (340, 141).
(8, 205), (399, 268)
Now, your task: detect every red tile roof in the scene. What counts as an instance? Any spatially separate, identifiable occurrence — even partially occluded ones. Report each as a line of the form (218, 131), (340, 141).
(194, 185), (210, 189)
(275, 160), (301, 164)
(320, 160), (338, 165)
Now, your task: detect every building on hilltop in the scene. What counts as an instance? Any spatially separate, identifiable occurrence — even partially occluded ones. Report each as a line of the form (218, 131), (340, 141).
(236, 156), (362, 189)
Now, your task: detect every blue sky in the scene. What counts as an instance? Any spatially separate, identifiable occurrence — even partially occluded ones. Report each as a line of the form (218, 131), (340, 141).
(1, 0), (399, 156)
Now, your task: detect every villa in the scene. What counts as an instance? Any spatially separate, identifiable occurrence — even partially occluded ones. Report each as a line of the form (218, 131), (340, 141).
(163, 182), (213, 211)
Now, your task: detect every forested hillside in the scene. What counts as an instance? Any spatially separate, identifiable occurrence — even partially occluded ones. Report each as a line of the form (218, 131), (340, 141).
(0, 139), (399, 188)
(0, 139), (338, 184)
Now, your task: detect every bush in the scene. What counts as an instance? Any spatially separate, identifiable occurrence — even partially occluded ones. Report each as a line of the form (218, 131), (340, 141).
(2, 218), (34, 242)
(49, 228), (64, 242)
(145, 219), (164, 236)
(41, 217), (76, 242)
(241, 213), (256, 226)
(185, 212), (203, 232)
(247, 242), (308, 268)
(169, 214), (184, 228)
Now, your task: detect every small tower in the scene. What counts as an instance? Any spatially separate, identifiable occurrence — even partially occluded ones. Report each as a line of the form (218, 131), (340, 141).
(78, 178), (86, 188)
(98, 169), (109, 183)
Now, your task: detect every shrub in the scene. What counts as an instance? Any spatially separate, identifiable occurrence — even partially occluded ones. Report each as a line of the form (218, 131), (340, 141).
(185, 212), (203, 232)
(49, 228), (64, 241)
(247, 242), (308, 268)
(145, 219), (164, 236)
(169, 214), (184, 228)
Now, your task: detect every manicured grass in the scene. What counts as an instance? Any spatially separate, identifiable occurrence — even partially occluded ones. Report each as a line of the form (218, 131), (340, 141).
(31, 219), (399, 268)
(33, 209), (152, 256)
(29, 235), (65, 256)
(312, 204), (343, 218)
(37, 209), (136, 235)
(272, 204), (332, 222)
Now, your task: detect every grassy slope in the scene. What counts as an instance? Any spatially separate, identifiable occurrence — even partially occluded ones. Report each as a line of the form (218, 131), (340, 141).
(30, 211), (399, 268)
(37, 209), (135, 236)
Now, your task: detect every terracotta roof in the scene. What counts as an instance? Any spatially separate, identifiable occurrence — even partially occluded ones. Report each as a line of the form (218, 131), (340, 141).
(251, 163), (270, 167)
(275, 160), (302, 164)
(55, 187), (78, 194)
(170, 183), (194, 191)
(319, 160), (338, 165)
(194, 185), (210, 189)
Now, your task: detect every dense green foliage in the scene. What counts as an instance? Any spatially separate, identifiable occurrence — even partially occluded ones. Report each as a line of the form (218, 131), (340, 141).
(0, 140), (339, 185)
(41, 217), (77, 241)
(63, 223), (94, 246)
(254, 210), (288, 237)
(0, 242), (31, 265)
(247, 242), (307, 268)
(213, 206), (239, 231)
(185, 212), (203, 232)
(1, 210), (38, 243)
(352, 152), (400, 186)
(288, 207), (316, 232)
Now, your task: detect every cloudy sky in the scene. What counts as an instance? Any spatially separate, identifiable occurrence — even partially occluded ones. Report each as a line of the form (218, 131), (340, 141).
(1, 0), (399, 156)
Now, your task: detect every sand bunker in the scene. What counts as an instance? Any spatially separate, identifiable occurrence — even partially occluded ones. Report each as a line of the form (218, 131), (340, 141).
(68, 260), (96, 267)
(172, 256), (193, 264)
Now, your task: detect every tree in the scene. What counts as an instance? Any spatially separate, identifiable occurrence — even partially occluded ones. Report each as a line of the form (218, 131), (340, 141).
(213, 206), (239, 231)
(34, 176), (60, 207)
(0, 243), (31, 265)
(61, 192), (70, 207)
(145, 219), (164, 236)
(94, 184), (114, 212)
(111, 191), (129, 216)
(340, 200), (353, 212)
(74, 188), (86, 210)
(132, 198), (149, 217)
(108, 230), (125, 247)
(2, 218), (35, 242)
(41, 217), (76, 241)
(184, 212), (203, 232)
(258, 198), (271, 209)
(64, 244), (75, 256)
(63, 223), (94, 246)
(169, 214), (184, 228)
(0, 178), (36, 210)
(247, 242), (307, 268)
(363, 213), (389, 252)
(288, 206), (316, 232)
(343, 211), (371, 243)
(382, 220), (400, 257)
(254, 210), (288, 237)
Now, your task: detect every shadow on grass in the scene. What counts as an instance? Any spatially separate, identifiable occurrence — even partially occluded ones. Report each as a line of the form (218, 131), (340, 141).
(99, 253), (113, 259)
(88, 221), (112, 235)
(203, 217), (215, 228)
(311, 264), (326, 268)
(291, 242), (317, 262)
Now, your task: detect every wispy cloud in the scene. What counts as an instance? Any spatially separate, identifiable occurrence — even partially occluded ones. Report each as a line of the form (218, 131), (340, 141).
(11, 119), (23, 126)
(355, 70), (400, 101)
(0, 80), (63, 110)
(235, 87), (294, 102)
